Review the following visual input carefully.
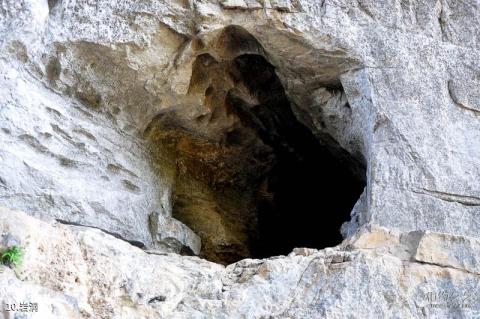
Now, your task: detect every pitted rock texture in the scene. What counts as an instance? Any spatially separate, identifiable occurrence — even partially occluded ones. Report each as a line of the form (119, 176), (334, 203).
(0, 60), (200, 255)
(1, 207), (480, 318)
(2, 0), (478, 241)
(144, 35), (364, 263)
(1, 0), (480, 318)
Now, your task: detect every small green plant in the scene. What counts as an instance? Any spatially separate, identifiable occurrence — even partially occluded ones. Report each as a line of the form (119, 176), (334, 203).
(1, 246), (22, 266)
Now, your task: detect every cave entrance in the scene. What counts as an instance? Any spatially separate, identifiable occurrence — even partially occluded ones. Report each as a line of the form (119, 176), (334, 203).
(145, 28), (366, 265)
(226, 54), (366, 259)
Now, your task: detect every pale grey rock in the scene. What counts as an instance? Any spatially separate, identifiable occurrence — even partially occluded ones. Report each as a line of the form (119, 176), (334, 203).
(1, 0), (480, 318)
(0, 267), (82, 319)
(340, 188), (368, 238)
(220, 0), (249, 9)
(0, 61), (199, 254)
(1, 207), (480, 318)
(149, 212), (201, 255)
(413, 231), (480, 275)
(0, 207), (222, 319)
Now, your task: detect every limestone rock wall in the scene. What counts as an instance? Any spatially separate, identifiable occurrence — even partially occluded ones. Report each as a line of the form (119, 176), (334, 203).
(2, 206), (480, 318)
(1, 0), (480, 318)
(3, 0), (480, 241)
(0, 59), (201, 254)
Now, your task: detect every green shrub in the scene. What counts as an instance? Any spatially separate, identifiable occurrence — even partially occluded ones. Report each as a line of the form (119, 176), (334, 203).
(1, 246), (22, 266)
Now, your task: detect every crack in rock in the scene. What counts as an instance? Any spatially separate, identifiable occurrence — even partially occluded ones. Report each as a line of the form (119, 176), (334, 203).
(412, 187), (480, 206)
(55, 219), (146, 248)
(447, 80), (480, 116)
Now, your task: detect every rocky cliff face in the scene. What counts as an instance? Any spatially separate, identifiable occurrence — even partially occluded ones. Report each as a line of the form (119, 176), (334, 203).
(1, 0), (479, 318)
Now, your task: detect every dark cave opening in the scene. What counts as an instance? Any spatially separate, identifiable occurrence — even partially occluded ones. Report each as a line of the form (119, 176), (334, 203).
(251, 137), (365, 258)
(226, 54), (366, 259)
(145, 37), (366, 264)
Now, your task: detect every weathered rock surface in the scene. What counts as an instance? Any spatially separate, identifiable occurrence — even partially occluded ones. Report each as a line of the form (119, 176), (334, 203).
(1, 0), (480, 317)
(0, 59), (200, 255)
(2, 0), (479, 241)
(1, 207), (480, 318)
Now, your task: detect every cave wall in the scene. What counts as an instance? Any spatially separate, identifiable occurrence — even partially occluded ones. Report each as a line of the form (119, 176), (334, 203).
(144, 45), (365, 264)
(0, 57), (202, 254)
(4, 0), (476, 243)
(1, 0), (480, 317)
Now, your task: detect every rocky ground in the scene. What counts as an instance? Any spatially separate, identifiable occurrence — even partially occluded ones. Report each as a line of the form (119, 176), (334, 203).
(2, 206), (480, 318)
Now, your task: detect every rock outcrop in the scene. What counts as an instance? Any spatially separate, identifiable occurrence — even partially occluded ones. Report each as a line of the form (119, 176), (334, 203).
(2, 206), (480, 318)
(1, 0), (479, 318)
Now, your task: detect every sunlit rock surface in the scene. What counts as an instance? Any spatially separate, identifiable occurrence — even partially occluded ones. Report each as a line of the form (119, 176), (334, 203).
(1, 207), (480, 318)
(1, 0), (480, 317)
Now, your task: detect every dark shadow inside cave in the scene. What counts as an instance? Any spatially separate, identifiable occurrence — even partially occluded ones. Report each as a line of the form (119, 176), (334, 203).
(226, 54), (366, 259)
(145, 28), (366, 264)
